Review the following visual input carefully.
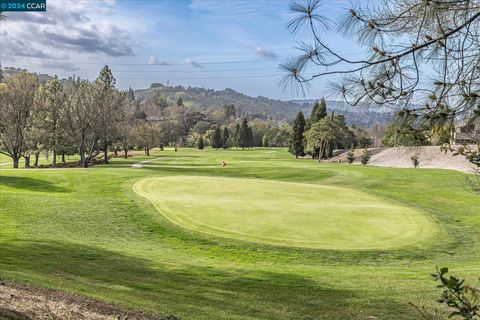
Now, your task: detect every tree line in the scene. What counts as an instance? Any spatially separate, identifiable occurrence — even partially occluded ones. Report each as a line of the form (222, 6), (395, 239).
(0, 67), (296, 168)
(0, 67), (169, 168)
(289, 98), (371, 160)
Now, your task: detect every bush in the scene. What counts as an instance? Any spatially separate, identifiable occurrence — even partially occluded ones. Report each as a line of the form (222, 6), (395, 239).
(411, 156), (419, 168)
(413, 267), (480, 319)
(346, 148), (355, 164)
(361, 148), (371, 166)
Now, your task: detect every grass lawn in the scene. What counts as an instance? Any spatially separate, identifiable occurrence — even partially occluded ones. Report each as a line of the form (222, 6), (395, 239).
(0, 148), (479, 319)
(0, 153), (80, 168)
(133, 176), (436, 250)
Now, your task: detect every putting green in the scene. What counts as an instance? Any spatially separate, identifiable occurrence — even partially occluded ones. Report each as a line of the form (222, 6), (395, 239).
(133, 176), (437, 249)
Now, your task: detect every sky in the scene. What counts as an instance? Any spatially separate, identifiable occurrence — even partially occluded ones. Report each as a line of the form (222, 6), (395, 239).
(0, 0), (361, 100)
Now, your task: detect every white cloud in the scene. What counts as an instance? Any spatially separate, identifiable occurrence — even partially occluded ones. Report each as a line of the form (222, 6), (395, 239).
(148, 56), (169, 65)
(148, 56), (159, 65)
(254, 46), (277, 58)
(185, 58), (203, 68)
(1, 0), (135, 67)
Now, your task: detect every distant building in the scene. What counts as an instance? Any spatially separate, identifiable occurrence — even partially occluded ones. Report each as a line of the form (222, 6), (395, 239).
(452, 122), (480, 145)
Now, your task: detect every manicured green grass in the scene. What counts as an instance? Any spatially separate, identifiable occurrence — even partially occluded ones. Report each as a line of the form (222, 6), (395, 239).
(0, 148), (479, 319)
(0, 153), (80, 167)
(133, 176), (437, 250)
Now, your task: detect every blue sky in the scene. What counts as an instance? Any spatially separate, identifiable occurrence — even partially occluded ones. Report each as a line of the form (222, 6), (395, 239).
(0, 0), (360, 99)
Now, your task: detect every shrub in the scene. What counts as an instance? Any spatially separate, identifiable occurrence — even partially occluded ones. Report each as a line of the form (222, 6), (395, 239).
(346, 148), (355, 164)
(411, 156), (419, 168)
(413, 267), (480, 319)
(361, 148), (371, 166)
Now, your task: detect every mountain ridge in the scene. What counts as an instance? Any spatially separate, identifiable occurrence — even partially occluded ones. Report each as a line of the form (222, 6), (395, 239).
(134, 83), (393, 126)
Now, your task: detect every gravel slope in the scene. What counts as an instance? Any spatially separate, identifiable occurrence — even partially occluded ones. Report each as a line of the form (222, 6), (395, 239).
(332, 146), (477, 173)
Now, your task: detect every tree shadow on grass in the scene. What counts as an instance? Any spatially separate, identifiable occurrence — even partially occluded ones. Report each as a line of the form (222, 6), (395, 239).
(0, 176), (69, 193)
(0, 240), (413, 320)
(140, 163), (335, 183)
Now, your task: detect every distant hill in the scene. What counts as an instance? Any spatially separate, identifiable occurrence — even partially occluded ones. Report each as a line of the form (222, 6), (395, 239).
(135, 83), (393, 127)
(0, 67), (393, 127)
(1, 66), (74, 85)
(2, 67), (58, 83)
(289, 99), (393, 113)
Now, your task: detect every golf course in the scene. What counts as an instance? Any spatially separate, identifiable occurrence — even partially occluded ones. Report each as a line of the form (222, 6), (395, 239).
(0, 148), (479, 319)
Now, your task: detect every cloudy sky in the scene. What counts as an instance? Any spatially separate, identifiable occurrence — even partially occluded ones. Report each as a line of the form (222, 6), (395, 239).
(0, 0), (359, 99)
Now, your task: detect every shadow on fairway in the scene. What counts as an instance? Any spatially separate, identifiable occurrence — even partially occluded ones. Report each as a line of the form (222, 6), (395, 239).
(0, 176), (69, 193)
(0, 240), (409, 319)
(140, 164), (336, 183)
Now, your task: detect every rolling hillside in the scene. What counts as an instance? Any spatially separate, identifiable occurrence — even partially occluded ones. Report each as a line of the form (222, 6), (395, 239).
(134, 83), (393, 126)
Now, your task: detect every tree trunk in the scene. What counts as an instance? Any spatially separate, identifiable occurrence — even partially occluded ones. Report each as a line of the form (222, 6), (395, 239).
(61, 153), (65, 163)
(79, 144), (86, 168)
(13, 155), (19, 169)
(104, 144), (109, 164)
(114, 148), (118, 156)
(53, 149), (57, 167)
(24, 156), (30, 168)
(34, 152), (40, 167)
(145, 148), (150, 156)
(318, 141), (326, 162)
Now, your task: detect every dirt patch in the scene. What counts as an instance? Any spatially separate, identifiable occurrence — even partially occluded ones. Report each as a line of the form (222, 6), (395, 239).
(330, 146), (477, 173)
(366, 146), (477, 173)
(0, 280), (179, 320)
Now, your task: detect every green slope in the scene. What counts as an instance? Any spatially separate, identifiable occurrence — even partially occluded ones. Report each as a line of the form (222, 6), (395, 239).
(0, 148), (478, 319)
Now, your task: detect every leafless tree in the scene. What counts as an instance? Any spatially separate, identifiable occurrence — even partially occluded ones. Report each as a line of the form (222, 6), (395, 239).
(0, 72), (38, 168)
(115, 94), (138, 159)
(62, 79), (100, 168)
(34, 77), (66, 166)
(135, 122), (164, 156)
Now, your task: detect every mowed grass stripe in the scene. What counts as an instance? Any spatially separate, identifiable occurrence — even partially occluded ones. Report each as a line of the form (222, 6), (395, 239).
(133, 176), (438, 250)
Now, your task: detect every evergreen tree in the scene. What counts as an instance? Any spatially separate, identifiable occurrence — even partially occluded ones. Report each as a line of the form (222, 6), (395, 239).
(197, 136), (204, 150)
(305, 117), (338, 161)
(221, 127), (230, 149)
(239, 118), (249, 149)
(346, 148), (355, 164)
(95, 65), (117, 164)
(247, 127), (254, 148)
(308, 98), (327, 128)
(211, 126), (222, 149)
(96, 65), (116, 88)
(177, 97), (184, 107)
(361, 148), (371, 166)
(233, 123), (241, 148)
(127, 87), (135, 101)
(289, 111), (306, 158)
(382, 115), (428, 147)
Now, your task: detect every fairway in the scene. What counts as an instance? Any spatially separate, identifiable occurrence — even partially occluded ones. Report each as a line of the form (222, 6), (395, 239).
(133, 176), (436, 249)
(1, 148), (480, 319)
